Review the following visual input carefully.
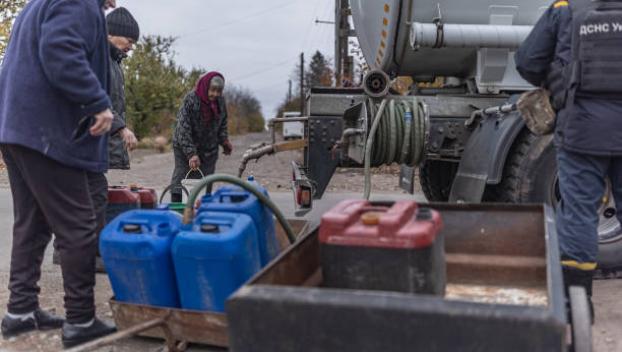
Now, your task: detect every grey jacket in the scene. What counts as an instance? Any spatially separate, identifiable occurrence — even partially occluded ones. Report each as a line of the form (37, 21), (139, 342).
(108, 45), (130, 169)
(172, 92), (228, 160)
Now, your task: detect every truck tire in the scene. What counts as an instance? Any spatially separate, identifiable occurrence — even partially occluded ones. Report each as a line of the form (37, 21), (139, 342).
(486, 130), (622, 271)
(419, 160), (459, 201)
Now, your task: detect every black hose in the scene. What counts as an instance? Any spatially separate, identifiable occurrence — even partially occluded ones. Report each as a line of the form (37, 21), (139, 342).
(159, 184), (189, 203)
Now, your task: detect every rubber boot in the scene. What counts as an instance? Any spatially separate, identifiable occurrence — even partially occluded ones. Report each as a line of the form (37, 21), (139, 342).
(562, 266), (594, 324)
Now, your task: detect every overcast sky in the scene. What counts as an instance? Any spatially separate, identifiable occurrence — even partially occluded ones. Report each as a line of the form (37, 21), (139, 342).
(116, 0), (336, 118)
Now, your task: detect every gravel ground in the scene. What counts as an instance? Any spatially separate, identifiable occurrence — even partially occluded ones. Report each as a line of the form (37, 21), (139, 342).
(0, 131), (408, 194)
(0, 132), (619, 352)
(101, 131), (408, 195)
(0, 131), (407, 352)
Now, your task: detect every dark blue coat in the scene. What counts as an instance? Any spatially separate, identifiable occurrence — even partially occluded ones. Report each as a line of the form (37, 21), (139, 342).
(515, 0), (622, 156)
(0, 0), (111, 172)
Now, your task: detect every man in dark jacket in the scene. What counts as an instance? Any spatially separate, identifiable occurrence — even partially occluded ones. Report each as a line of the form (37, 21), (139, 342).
(516, 0), (622, 318)
(107, 7), (139, 169)
(0, 0), (117, 347)
(170, 72), (232, 202)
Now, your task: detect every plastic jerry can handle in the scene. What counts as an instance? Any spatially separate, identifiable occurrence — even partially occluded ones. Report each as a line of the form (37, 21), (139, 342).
(200, 224), (220, 234)
(218, 191), (248, 203)
(361, 212), (382, 226)
(119, 220), (151, 234)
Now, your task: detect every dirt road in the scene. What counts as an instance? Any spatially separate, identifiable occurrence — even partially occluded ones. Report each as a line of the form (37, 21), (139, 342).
(104, 131), (407, 195)
(0, 132), (619, 351)
(0, 131), (407, 352)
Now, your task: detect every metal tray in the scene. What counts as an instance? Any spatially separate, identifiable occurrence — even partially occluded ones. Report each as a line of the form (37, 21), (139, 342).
(227, 203), (577, 352)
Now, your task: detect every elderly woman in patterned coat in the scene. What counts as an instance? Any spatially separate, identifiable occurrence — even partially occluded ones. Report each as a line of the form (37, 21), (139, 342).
(170, 72), (233, 202)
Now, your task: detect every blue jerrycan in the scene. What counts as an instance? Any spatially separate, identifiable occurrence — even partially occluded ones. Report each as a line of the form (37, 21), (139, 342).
(197, 176), (279, 266)
(99, 210), (182, 307)
(172, 211), (261, 312)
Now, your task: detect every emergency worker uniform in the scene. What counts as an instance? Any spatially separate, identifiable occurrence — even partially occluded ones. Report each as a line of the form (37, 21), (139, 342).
(516, 0), (622, 310)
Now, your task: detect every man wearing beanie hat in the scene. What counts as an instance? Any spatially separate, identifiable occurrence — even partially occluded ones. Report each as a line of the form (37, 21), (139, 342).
(76, 7), (140, 274)
(106, 7), (140, 169)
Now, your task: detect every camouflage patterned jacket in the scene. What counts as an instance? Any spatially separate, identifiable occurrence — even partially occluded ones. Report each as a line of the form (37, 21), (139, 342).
(172, 92), (228, 160)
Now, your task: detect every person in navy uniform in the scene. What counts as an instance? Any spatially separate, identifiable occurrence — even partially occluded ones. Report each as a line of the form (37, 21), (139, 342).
(516, 0), (622, 319)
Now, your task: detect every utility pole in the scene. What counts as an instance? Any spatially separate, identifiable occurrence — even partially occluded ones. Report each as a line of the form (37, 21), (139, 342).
(287, 79), (292, 103)
(300, 52), (305, 115)
(335, 0), (353, 86)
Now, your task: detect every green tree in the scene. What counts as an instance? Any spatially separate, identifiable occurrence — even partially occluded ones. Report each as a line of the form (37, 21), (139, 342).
(124, 35), (190, 138)
(285, 50), (333, 114)
(0, 0), (26, 62)
(225, 85), (265, 134)
(305, 51), (333, 89)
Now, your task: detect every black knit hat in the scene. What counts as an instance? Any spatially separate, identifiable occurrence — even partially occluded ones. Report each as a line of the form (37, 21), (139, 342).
(106, 7), (140, 42)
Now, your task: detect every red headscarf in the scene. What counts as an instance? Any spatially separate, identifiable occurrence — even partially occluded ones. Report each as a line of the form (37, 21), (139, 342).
(195, 71), (224, 123)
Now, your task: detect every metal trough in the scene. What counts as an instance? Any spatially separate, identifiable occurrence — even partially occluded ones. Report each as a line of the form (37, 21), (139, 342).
(227, 204), (590, 352)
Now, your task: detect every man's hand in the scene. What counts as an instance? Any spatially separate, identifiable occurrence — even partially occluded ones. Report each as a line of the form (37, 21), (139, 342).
(120, 128), (138, 151)
(222, 140), (233, 156)
(189, 155), (201, 170)
(90, 109), (114, 136)
(103, 0), (116, 10)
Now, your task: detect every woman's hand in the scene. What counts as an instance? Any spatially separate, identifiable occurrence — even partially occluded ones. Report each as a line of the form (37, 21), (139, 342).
(189, 155), (201, 169)
(103, 0), (116, 10)
(222, 140), (233, 156)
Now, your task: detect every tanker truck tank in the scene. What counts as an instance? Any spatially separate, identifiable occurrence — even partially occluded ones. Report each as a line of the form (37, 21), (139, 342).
(243, 1), (622, 272)
(350, 0), (550, 93)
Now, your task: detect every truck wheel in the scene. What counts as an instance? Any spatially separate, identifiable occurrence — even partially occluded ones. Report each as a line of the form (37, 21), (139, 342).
(594, 180), (622, 275)
(487, 130), (622, 271)
(569, 286), (593, 352)
(484, 131), (557, 204)
(419, 160), (459, 201)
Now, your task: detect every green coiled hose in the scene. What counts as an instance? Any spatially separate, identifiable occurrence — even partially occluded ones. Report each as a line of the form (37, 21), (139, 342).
(364, 97), (427, 199)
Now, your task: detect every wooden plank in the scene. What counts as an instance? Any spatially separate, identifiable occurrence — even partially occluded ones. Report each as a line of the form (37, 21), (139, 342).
(110, 301), (229, 347)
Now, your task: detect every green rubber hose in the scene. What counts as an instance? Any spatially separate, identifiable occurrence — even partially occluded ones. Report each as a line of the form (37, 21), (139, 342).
(364, 97), (427, 199)
(183, 174), (296, 244)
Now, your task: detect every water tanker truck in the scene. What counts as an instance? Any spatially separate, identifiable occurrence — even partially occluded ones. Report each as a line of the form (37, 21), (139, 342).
(244, 0), (622, 272)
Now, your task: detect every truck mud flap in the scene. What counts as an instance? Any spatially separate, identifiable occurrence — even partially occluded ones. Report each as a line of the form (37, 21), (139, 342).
(449, 109), (524, 203)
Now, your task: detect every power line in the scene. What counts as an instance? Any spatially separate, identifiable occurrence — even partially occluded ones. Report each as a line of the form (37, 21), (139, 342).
(179, 0), (301, 39)
(304, 0), (333, 60)
(253, 79), (292, 92)
(323, 2), (337, 61)
(318, 0), (333, 51)
(229, 55), (298, 82)
(300, 0), (323, 51)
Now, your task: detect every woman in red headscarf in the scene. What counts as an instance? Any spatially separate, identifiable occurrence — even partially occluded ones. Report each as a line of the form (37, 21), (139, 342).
(170, 72), (233, 202)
